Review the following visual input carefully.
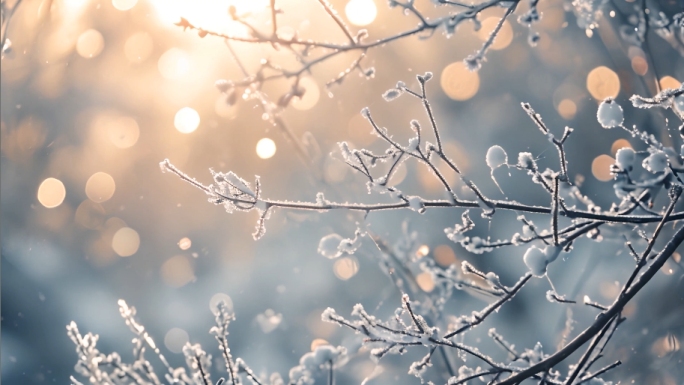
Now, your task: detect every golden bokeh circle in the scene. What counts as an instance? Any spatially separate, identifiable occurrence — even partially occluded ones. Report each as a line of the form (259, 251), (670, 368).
(85, 172), (116, 203)
(586, 66), (620, 100)
(112, 227), (140, 257)
(557, 99), (577, 120)
(37, 178), (66, 208)
(440, 62), (480, 101)
(591, 154), (615, 181)
(76, 29), (105, 59)
(333, 257), (359, 280)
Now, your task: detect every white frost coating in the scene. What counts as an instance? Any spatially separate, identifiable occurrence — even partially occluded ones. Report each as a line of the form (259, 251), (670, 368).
(486, 145), (507, 169)
(596, 98), (624, 129)
(543, 245), (562, 263)
(382, 88), (403, 102)
(318, 234), (344, 259)
(523, 246), (547, 277)
(225, 172), (255, 197)
(407, 137), (420, 151)
(615, 147), (635, 170)
(320, 307), (345, 324)
(517, 152), (537, 173)
(407, 196), (426, 213)
(642, 151), (668, 173)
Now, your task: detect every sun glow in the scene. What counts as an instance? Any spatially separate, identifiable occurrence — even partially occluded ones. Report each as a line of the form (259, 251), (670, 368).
(149, 0), (269, 34)
(345, 0), (377, 27)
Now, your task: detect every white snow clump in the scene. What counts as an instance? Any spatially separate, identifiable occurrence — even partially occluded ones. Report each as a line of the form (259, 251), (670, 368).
(614, 147), (635, 170)
(596, 98), (624, 129)
(523, 246), (561, 277)
(642, 151), (668, 173)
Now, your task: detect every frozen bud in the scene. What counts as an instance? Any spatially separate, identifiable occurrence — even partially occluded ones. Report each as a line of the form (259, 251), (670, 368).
(382, 88), (403, 101)
(527, 32), (540, 47)
(523, 246), (547, 277)
(615, 147), (635, 170)
(410, 120), (420, 134)
(486, 145), (507, 169)
(417, 72), (433, 83)
(517, 152), (537, 171)
(597, 98), (624, 129)
(360, 107), (371, 119)
(642, 151), (668, 173)
(215, 79), (233, 93)
(464, 55), (482, 72)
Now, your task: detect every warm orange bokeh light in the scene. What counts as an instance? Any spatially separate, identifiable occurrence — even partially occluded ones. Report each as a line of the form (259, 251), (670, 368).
(659, 76), (681, 90)
(631, 56), (648, 76)
(37, 178), (66, 208)
(112, 227), (140, 257)
(441, 62), (480, 101)
(416, 272), (435, 292)
(333, 257), (359, 280)
(587, 66), (620, 100)
(85, 172), (116, 203)
(611, 139), (632, 156)
(557, 99), (577, 120)
(178, 237), (192, 250)
(592, 154), (614, 181)
(77, 29), (105, 59)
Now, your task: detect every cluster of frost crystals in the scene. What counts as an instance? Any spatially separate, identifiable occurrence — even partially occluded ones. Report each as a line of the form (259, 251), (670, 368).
(444, 211), (475, 244)
(571, 0), (608, 36)
(630, 84), (684, 112)
(615, 147), (636, 171)
(317, 227), (365, 259)
(517, 1), (541, 47)
(210, 170), (262, 213)
(642, 151), (669, 173)
(289, 345), (348, 385)
(183, 343), (213, 385)
(516, 152), (538, 174)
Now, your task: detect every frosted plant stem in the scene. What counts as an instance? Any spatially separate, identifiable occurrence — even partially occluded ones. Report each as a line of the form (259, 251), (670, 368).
(498, 189), (683, 385)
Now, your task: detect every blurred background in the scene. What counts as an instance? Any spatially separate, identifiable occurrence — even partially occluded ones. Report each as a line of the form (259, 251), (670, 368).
(1, 0), (683, 384)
